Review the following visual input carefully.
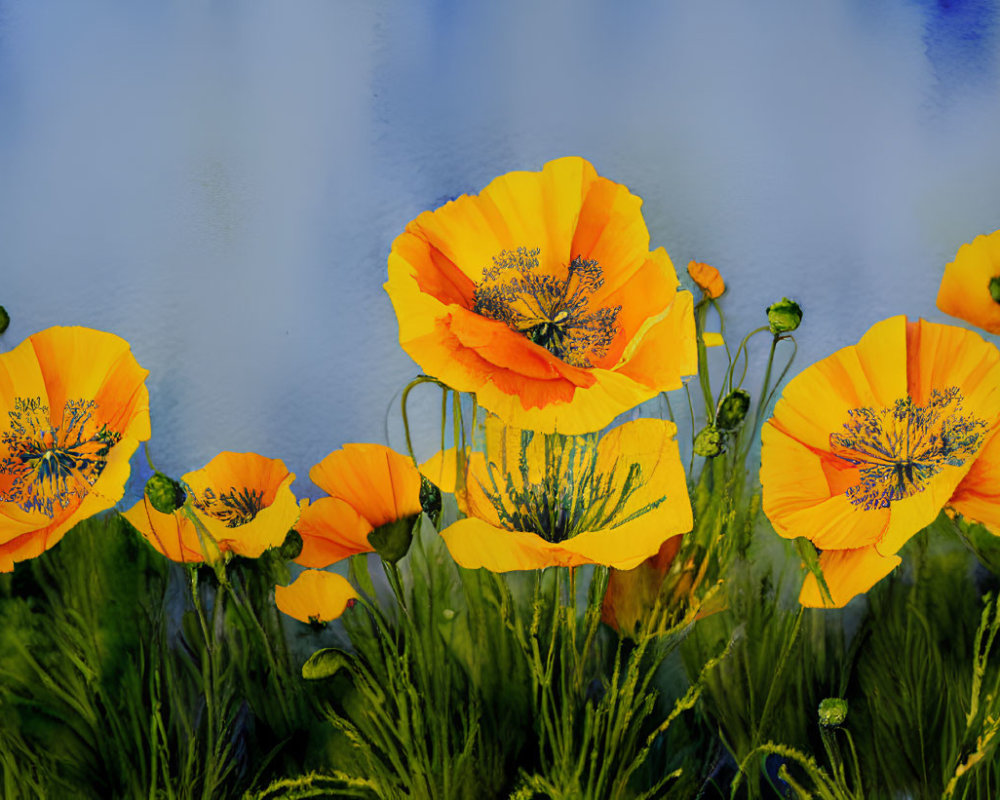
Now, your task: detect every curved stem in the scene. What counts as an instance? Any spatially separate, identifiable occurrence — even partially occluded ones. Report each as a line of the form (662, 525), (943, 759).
(400, 375), (447, 465)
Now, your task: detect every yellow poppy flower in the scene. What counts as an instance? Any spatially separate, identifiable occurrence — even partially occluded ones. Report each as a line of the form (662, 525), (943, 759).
(123, 452), (298, 563)
(936, 229), (1000, 334)
(295, 444), (423, 568)
(687, 261), (725, 299)
(761, 316), (1000, 607)
(439, 416), (692, 572)
(0, 327), (150, 571)
(275, 569), (358, 624)
(385, 156), (697, 434)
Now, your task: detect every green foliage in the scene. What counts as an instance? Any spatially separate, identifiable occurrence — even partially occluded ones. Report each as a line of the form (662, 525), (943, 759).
(844, 524), (1000, 799)
(498, 564), (730, 799)
(310, 515), (530, 800)
(0, 513), (331, 799)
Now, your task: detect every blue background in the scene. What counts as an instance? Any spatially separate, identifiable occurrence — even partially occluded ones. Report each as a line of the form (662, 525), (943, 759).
(2, 1), (1000, 498)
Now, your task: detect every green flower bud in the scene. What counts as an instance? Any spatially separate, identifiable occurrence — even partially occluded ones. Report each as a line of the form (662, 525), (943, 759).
(990, 276), (1000, 304)
(279, 529), (304, 561)
(420, 476), (442, 516)
(145, 472), (186, 514)
(716, 389), (751, 431)
(0, 306), (9, 335)
(694, 426), (725, 458)
(766, 297), (803, 334)
(818, 697), (848, 728)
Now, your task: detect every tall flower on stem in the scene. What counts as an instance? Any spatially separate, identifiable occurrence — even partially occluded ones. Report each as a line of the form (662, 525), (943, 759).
(439, 415), (692, 571)
(0, 326), (150, 571)
(761, 316), (1000, 607)
(385, 156), (696, 434)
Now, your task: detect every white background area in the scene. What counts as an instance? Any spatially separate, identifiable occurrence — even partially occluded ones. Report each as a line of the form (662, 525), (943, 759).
(2, 1), (1000, 499)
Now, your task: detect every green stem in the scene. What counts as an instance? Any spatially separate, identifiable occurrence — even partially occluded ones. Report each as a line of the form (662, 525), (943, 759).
(694, 300), (715, 420)
(723, 325), (770, 396)
(400, 374), (446, 464)
(755, 608), (804, 747)
(453, 391), (467, 493)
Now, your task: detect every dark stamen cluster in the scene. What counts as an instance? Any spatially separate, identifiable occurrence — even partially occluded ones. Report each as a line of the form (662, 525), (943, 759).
(472, 247), (621, 368)
(831, 386), (985, 511)
(0, 397), (120, 516)
(477, 429), (663, 543)
(195, 486), (266, 527)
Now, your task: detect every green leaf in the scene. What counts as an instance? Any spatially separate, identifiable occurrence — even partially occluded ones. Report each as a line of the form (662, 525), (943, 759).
(301, 648), (354, 681)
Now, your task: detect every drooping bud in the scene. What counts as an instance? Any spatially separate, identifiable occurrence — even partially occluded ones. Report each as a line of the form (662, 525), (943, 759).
(716, 389), (751, 431)
(766, 297), (802, 334)
(420, 476), (442, 516)
(693, 426), (725, 458)
(990, 276), (1000, 304)
(279, 529), (304, 561)
(145, 472), (187, 514)
(818, 697), (848, 728)
(0, 306), (9, 334)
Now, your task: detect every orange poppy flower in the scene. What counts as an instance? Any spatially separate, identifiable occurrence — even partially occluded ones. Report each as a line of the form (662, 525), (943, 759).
(385, 156), (697, 434)
(275, 569), (358, 624)
(936, 229), (1000, 334)
(295, 444), (422, 568)
(761, 316), (1000, 607)
(687, 261), (725, 299)
(123, 452), (298, 563)
(0, 327), (150, 571)
(439, 416), (692, 572)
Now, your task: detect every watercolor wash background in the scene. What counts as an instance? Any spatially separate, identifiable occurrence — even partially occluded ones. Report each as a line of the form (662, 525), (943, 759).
(2, 1), (1000, 502)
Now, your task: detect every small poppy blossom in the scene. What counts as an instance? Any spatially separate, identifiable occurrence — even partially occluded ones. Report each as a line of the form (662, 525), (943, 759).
(294, 444), (423, 568)
(385, 156), (696, 434)
(761, 316), (1000, 607)
(123, 452), (298, 563)
(936, 229), (1000, 334)
(0, 327), (150, 571)
(439, 416), (692, 572)
(275, 569), (358, 624)
(687, 261), (725, 299)
(600, 536), (683, 636)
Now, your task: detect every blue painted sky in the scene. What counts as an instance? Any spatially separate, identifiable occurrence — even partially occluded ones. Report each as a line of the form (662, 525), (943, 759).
(2, 1), (1000, 497)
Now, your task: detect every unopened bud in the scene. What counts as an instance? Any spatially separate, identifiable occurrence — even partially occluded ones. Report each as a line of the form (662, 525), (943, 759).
(694, 426), (725, 458)
(818, 697), (848, 728)
(420, 476), (442, 516)
(145, 472), (186, 514)
(279, 529), (304, 561)
(766, 297), (802, 334)
(0, 306), (8, 334)
(716, 389), (751, 431)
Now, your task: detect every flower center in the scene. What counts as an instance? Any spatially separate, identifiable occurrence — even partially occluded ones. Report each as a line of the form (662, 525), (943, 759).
(990, 276), (1000, 305)
(472, 247), (621, 368)
(0, 397), (121, 516)
(194, 486), (265, 527)
(829, 386), (986, 511)
(479, 429), (661, 543)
